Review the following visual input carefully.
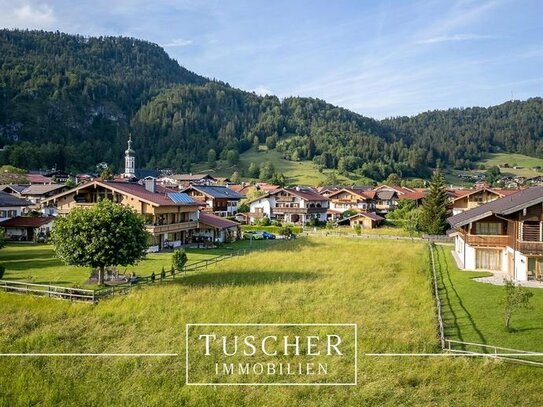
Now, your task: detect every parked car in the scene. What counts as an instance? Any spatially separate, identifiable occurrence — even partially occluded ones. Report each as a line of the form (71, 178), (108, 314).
(243, 230), (265, 240)
(261, 231), (276, 240)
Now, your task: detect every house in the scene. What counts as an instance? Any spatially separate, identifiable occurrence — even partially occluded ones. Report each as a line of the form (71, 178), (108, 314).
(337, 212), (385, 229)
(181, 185), (245, 217)
(161, 173), (216, 187)
(20, 184), (67, 205)
(371, 185), (419, 214)
(43, 170), (71, 184)
(234, 212), (250, 225)
(248, 187), (329, 224)
(448, 186), (543, 281)
(326, 188), (376, 220)
(0, 191), (30, 221)
(0, 216), (54, 242)
(26, 173), (54, 184)
(448, 187), (517, 216)
(195, 212), (241, 243)
(41, 179), (202, 250)
(0, 184), (28, 198)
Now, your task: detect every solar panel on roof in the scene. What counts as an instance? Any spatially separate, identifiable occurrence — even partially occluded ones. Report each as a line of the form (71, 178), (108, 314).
(167, 192), (196, 204)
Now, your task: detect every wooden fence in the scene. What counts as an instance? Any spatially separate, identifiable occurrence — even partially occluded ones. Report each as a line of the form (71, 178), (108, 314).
(94, 249), (249, 300)
(0, 280), (95, 302)
(0, 249), (250, 303)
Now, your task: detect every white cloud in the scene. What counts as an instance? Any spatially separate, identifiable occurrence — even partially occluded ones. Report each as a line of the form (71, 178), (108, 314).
(163, 38), (193, 47)
(416, 33), (499, 44)
(0, 3), (56, 29)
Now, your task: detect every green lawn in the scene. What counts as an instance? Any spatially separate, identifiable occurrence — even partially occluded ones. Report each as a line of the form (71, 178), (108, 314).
(193, 146), (361, 186)
(0, 240), (277, 288)
(0, 237), (542, 405)
(433, 244), (543, 353)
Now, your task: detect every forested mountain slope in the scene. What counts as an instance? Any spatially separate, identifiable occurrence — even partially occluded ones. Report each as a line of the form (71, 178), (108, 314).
(1, 29), (542, 181)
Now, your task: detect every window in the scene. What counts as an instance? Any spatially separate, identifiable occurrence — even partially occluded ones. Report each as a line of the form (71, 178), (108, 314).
(475, 222), (503, 235)
(0, 210), (5, 217)
(476, 249), (501, 270)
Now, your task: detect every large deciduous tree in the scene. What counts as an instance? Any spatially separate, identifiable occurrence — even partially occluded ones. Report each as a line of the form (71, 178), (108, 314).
(420, 168), (449, 235)
(51, 199), (149, 284)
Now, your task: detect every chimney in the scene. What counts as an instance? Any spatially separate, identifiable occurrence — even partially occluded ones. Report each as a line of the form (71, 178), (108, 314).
(144, 178), (156, 193)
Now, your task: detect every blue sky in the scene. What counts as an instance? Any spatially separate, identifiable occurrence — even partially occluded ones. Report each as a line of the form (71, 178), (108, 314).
(0, 0), (542, 118)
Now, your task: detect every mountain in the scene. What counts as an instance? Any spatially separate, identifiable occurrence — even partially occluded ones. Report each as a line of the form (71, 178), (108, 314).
(0, 29), (207, 170)
(1, 29), (542, 181)
(382, 98), (543, 171)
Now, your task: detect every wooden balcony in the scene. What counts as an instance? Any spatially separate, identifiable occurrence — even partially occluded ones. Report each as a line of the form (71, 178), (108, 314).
(464, 234), (509, 247)
(518, 241), (543, 255)
(273, 206), (327, 214)
(145, 221), (198, 235)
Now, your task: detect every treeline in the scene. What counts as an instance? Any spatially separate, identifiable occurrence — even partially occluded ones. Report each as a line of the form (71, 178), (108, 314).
(1, 30), (543, 180)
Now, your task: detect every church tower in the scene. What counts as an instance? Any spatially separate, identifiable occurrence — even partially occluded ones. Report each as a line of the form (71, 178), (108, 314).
(123, 135), (136, 178)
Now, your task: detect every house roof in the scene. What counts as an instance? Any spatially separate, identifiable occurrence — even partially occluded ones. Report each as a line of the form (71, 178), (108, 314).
(449, 187), (517, 202)
(102, 181), (200, 206)
(375, 190), (397, 200)
(0, 191), (30, 207)
(21, 184), (65, 196)
(374, 185), (415, 195)
(171, 173), (215, 181)
(42, 180), (200, 207)
(0, 184), (29, 194)
(182, 185), (245, 199)
(283, 187), (328, 201)
(341, 212), (385, 223)
(26, 174), (53, 184)
(448, 187), (543, 228)
(327, 188), (372, 200)
(0, 216), (53, 228)
(198, 212), (240, 230)
(401, 191), (427, 201)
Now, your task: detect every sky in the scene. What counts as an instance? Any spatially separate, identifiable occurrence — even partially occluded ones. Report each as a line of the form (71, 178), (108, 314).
(0, 0), (542, 118)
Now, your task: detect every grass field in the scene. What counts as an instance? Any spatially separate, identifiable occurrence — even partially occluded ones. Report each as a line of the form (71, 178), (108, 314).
(0, 238), (542, 406)
(193, 147), (361, 186)
(0, 240), (277, 288)
(433, 244), (543, 352)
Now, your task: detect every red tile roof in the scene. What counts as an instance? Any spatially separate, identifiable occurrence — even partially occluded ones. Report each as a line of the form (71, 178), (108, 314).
(198, 212), (240, 229)
(0, 216), (53, 228)
(26, 174), (53, 184)
(103, 181), (199, 206)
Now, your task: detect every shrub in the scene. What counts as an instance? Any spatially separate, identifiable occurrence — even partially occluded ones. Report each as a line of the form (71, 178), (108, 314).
(278, 226), (293, 237)
(172, 249), (188, 272)
(259, 217), (271, 226)
(354, 224), (362, 235)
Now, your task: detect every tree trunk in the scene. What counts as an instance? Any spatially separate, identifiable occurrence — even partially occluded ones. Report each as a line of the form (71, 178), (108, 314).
(504, 309), (512, 330)
(98, 266), (105, 285)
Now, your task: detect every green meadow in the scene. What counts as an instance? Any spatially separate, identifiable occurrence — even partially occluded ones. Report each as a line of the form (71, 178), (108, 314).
(0, 240), (276, 288)
(0, 238), (542, 406)
(192, 146), (360, 185)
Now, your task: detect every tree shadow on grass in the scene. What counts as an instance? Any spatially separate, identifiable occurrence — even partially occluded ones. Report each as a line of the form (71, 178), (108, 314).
(172, 270), (318, 288)
(2, 258), (65, 271)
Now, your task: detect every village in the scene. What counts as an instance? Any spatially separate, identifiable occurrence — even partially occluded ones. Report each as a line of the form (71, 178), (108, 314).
(1, 137), (543, 286)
